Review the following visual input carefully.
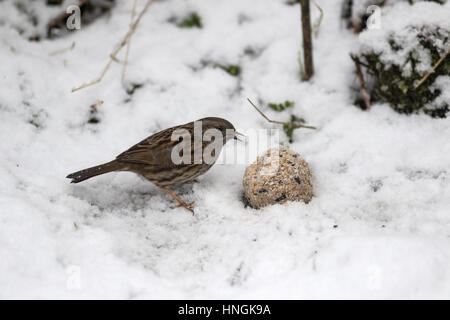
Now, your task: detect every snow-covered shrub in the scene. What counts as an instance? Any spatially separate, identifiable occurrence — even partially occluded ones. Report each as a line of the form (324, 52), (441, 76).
(341, 0), (447, 33)
(352, 1), (450, 117)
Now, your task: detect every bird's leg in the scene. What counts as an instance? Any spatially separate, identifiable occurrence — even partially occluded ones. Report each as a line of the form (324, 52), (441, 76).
(160, 186), (195, 214)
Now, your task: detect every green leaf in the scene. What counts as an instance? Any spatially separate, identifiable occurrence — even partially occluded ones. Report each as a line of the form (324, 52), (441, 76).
(178, 12), (202, 29)
(268, 101), (295, 112)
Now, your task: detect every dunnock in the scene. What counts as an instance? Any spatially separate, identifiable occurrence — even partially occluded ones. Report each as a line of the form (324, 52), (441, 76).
(67, 117), (240, 213)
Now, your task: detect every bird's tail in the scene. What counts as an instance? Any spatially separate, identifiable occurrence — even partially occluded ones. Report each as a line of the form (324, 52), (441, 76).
(66, 160), (124, 183)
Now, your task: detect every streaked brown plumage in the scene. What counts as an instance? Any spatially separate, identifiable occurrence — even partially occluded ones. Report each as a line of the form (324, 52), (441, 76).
(66, 117), (238, 213)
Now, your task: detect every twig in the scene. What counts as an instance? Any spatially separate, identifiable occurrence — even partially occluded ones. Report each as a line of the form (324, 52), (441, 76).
(110, 55), (123, 64)
(49, 41), (76, 56)
(300, 0), (314, 80)
(72, 0), (154, 93)
(351, 55), (371, 110)
(298, 51), (305, 80)
(247, 98), (316, 130)
(121, 0), (138, 87)
(312, 1), (324, 38)
(414, 50), (449, 89)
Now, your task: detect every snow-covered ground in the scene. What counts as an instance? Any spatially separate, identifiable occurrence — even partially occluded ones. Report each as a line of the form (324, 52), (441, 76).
(0, 0), (449, 299)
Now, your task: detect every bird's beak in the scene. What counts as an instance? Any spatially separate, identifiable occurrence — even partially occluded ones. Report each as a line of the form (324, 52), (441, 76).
(234, 131), (246, 143)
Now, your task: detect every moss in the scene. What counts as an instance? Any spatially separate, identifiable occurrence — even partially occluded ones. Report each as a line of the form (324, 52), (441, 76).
(355, 26), (449, 118)
(177, 12), (202, 29)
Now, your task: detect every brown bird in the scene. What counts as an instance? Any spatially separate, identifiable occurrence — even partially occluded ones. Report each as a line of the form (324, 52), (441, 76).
(67, 117), (240, 213)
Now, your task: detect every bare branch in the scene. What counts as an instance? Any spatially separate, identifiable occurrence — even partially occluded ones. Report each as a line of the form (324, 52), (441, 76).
(300, 0), (314, 80)
(49, 41), (75, 56)
(414, 50), (449, 89)
(72, 0), (154, 93)
(247, 98), (316, 130)
(351, 55), (371, 110)
(122, 0), (138, 88)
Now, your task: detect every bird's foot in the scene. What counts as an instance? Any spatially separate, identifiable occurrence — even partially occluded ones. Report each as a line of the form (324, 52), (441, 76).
(160, 186), (195, 215)
(172, 201), (195, 215)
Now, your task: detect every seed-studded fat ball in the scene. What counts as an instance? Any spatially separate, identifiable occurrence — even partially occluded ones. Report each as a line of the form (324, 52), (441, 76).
(243, 148), (313, 209)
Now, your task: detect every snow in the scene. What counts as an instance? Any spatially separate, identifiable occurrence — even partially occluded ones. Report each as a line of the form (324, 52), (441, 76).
(357, 1), (450, 75)
(0, 0), (449, 299)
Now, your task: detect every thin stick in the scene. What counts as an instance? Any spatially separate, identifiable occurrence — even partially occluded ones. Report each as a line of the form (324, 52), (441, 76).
(414, 50), (449, 89)
(247, 98), (316, 130)
(49, 41), (75, 56)
(72, 0), (153, 92)
(312, 1), (324, 38)
(300, 0), (314, 80)
(351, 55), (371, 110)
(121, 0), (138, 87)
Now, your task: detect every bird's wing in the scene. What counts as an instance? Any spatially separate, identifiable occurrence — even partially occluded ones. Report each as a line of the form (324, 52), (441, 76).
(116, 125), (192, 167)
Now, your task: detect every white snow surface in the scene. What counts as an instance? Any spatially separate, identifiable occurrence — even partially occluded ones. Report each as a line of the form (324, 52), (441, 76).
(357, 1), (450, 75)
(0, 0), (449, 299)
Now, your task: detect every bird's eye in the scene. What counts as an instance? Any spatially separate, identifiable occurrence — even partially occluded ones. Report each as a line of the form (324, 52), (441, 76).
(178, 136), (183, 143)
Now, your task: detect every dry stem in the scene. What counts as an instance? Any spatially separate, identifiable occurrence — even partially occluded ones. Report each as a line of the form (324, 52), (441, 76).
(49, 41), (76, 56)
(247, 98), (316, 130)
(300, 0), (314, 80)
(121, 0), (138, 87)
(72, 0), (153, 93)
(414, 50), (449, 89)
(351, 55), (371, 110)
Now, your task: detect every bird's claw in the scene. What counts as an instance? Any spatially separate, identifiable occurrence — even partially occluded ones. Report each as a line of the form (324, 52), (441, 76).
(172, 201), (195, 215)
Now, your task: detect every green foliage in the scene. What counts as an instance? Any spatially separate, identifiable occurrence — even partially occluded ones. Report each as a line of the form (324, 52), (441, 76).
(356, 26), (449, 118)
(177, 12), (202, 29)
(28, 119), (40, 128)
(266, 101), (310, 142)
(268, 100), (294, 112)
(219, 64), (240, 76)
(247, 98), (315, 144)
(283, 115), (306, 143)
(198, 60), (241, 77)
